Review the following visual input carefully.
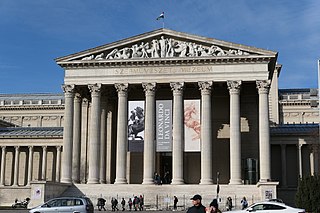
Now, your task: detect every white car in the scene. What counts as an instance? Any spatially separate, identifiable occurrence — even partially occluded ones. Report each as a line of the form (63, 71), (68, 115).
(225, 201), (305, 213)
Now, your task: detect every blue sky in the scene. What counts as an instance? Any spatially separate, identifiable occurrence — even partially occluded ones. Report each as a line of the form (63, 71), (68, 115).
(0, 0), (319, 94)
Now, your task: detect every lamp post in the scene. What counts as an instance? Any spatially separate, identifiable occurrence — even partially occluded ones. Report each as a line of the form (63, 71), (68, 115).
(318, 59), (320, 136)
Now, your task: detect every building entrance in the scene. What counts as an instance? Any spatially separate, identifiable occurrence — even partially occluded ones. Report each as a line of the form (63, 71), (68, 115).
(156, 153), (172, 184)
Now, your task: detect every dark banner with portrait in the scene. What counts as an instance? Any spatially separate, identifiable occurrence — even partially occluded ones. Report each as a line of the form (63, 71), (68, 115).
(156, 100), (172, 152)
(128, 101), (145, 152)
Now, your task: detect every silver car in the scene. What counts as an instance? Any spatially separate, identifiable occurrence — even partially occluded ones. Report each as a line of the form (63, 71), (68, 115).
(29, 196), (94, 213)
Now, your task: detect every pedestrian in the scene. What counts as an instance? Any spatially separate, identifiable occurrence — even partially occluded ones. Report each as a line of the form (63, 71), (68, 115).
(128, 198), (133, 211)
(225, 197), (232, 211)
(241, 197), (248, 210)
(139, 195), (144, 211)
(121, 198), (126, 211)
(97, 197), (106, 211)
(187, 194), (206, 213)
(206, 199), (221, 213)
(133, 196), (140, 211)
(173, 196), (178, 211)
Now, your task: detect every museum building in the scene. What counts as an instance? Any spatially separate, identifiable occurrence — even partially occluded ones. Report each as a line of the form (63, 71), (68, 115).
(0, 29), (319, 208)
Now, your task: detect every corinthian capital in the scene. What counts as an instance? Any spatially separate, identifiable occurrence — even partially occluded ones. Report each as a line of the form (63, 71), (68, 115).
(198, 81), (213, 95)
(61, 84), (75, 94)
(170, 82), (184, 94)
(115, 83), (128, 96)
(256, 80), (271, 94)
(142, 82), (156, 95)
(227, 80), (242, 94)
(88, 83), (102, 96)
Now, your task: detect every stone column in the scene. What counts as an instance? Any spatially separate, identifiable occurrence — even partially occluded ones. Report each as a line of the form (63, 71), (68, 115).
(41, 146), (47, 181)
(27, 146), (33, 185)
(72, 92), (82, 183)
(170, 82), (185, 185)
(0, 146), (6, 186)
(106, 102), (114, 184)
(297, 144), (303, 178)
(61, 84), (75, 183)
(114, 83), (128, 184)
(56, 146), (62, 182)
(280, 144), (287, 187)
(142, 82), (156, 184)
(87, 83), (102, 184)
(198, 81), (213, 184)
(100, 95), (108, 184)
(312, 145), (319, 175)
(13, 146), (20, 186)
(227, 80), (242, 184)
(256, 80), (271, 182)
(80, 98), (89, 183)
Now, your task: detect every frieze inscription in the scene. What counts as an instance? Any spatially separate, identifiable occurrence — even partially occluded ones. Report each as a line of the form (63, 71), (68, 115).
(113, 66), (214, 75)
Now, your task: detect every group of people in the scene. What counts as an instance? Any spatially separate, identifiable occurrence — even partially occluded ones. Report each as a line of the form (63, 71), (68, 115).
(186, 194), (249, 213)
(153, 171), (171, 185)
(97, 195), (144, 211)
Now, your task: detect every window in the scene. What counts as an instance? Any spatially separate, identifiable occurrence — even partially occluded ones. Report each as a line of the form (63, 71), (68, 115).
(264, 204), (286, 210)
(75, 199), (83, 206)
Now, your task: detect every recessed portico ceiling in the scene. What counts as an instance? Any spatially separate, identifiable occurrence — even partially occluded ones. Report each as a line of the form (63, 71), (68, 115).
(55, 28), (277, 65)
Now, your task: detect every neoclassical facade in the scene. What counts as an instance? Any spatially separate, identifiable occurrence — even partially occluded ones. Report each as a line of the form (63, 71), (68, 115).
(0, 29), (319, 207)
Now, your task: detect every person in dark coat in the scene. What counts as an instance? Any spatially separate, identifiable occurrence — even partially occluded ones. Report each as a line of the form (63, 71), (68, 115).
(186, 194), (206, 213)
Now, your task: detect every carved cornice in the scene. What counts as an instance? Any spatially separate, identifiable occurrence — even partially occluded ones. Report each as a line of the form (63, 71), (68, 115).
(58, 55), (274, 69)
(0, 105), (65, 111)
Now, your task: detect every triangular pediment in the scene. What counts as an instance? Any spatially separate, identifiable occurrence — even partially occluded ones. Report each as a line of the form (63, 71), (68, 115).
(56, 28), (277, 63)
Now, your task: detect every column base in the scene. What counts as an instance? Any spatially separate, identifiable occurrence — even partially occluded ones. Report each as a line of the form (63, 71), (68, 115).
(60, 178), (72, 184)
(142, 178), (154, 185)
(171, 178), (184, 185)
(114, 178), (128, 184)
(229, 179), (242, 185)
(259, 178), (271, 183)
(199, 179), (214, 185)
(87, 178), (100, 184)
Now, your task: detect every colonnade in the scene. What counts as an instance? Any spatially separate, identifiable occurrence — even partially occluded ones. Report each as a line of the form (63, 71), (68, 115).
(279, 143), (319, 187)
(0, 145), (62, 186)
(60, 80), (272, 185)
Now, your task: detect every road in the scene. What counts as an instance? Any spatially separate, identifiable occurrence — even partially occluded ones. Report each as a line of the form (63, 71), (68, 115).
(0, 209), (183, 213)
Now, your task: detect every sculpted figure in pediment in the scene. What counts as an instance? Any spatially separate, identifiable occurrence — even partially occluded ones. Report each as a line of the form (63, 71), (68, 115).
(81, 35), (251, 61)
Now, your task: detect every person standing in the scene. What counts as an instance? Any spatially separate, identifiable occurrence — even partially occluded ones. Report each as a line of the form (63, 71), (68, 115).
(173, 196), (178, 211)
(225, 197), (232, 211)
(241, 197), (248, 210)
(187, 194), (206, 213)
(128, 198), (133, 211)
(207, 199), (221, 213)
(121, 198), (126, 211)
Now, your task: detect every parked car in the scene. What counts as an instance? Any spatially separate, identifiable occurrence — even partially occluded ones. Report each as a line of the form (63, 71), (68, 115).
(29, 196), (94, 213)
(223, 201), (305, 213)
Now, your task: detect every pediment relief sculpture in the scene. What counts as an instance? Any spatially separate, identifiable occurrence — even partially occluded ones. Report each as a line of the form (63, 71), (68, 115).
(81, 36), (251, 61)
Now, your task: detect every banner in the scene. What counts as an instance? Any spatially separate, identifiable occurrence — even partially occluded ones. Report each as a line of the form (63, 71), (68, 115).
(184, 99), (201, 152)
(128, 101), (144, 152)
(156, 100), (172, 152)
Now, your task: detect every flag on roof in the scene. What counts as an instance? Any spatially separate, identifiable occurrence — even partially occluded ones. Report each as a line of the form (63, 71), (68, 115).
(156, 12), (164, 20)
